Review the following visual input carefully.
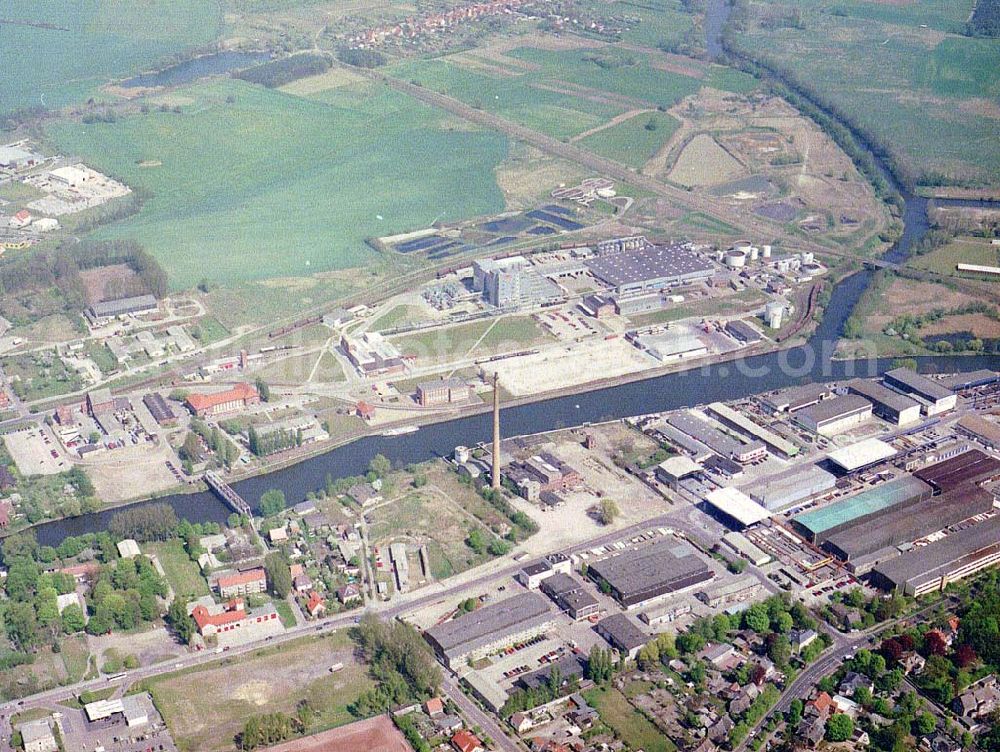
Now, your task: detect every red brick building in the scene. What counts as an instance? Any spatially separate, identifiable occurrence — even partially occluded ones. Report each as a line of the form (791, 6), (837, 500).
(185, 383), (260, 417)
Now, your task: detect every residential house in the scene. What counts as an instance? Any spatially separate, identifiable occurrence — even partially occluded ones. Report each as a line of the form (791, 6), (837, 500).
(306, 591), (326, 618)
(839, 671), (873, 697)
(337, 583), (362, 604)
(423, 697), (445, 717)
(452, 730), (483, 752)
(293, 574), (313, 593)
(217, 568), (267, 598)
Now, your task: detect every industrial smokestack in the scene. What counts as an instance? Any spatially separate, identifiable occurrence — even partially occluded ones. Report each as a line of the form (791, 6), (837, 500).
(492, 371), (501, 490)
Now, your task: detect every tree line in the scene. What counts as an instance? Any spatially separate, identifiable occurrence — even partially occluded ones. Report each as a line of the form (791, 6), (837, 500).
(235, 53), (331, 88)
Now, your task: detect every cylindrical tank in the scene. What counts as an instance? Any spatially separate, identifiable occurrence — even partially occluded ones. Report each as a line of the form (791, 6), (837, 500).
(454, 445), (471, 463)
(801, 252), (814, 264)
(734, 239), (752, 252)
(750, 246), (759, 261)
(724, 249), (748, 268)
(762, 244), (772, 258)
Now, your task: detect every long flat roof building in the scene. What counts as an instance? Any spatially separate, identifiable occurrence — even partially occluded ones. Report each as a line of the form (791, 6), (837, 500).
(424, 592), (553, 669)
(913, 449), (1000, 493)
(748, 463), (837, 511)
(822, 485), (995, 564)
(826, 438), (898, 474)
(706, 402), (799, 458)
(883, 368), (957, 415)
(666, 411), (767, 464)
(957, 415), (1000, 451)
(793, 394), (872, 437)
(791, 475), (934, 543)
(847, 379), (921, 426)
(587, 539), (713, 609)
(870, 516), (1000, 596)
(585, 242), (714, 296)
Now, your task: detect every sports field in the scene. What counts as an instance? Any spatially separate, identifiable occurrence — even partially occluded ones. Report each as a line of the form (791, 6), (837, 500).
(46, 79), (508, 289)
(729, 0), (1000, 188)
(2, 0), (222, 115)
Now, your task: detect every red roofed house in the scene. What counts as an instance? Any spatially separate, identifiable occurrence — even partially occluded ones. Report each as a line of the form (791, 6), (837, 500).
(306, 591), (326, 618)
(452, 730), (482, 752)
(9, 210), (31, 228)
(59, 562), (101, 583)
(807, 691), (834, 717)
(356, 401), (376, 421)
(423, 697), (445, 717)
(192, 600), (247, 636)
(185, 383), (260, 417)
(217, 568), (266, 598)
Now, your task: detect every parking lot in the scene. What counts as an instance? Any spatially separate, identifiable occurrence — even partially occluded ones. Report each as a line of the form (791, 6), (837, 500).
(57, 696), (178, 752)
(3, 426), (63, 475)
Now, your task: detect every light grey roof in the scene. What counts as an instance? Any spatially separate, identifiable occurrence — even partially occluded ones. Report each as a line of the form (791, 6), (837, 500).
(795, 394), (871, 425)
(425, 592), (552, 657)
(873, 516), (1000, 588)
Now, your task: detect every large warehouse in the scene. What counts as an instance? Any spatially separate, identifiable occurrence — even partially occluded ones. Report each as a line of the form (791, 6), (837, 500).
(704, 487), (772, 529)
(870, 517), (1000, 596)
(706, 402), (800, 458)
(826, 438), (898, 475)
(587, 539), (714, 610)
(847, 379), (921, 426)
(822, 485), (995, 567)
(913, 449), (1000, 493)
(793, 394), (872, 436)
(585, 242), (714, 296)
(423, 592), (553, 669)
(666, 412), (767, 464)
(883, 367), (957, 416)
(749, 463), (837, 511)
(791, 475), (933, 543)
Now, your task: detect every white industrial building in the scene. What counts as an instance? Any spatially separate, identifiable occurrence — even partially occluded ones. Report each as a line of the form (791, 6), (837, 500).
(793, 394), (872, 436)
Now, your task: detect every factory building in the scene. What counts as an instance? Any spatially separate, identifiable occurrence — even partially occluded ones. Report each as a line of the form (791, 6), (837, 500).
(760, 384), (833, 414)
(341, 331), (406, 376)
(540, 573), (600, 620)
(748, 463), (837, 512)
(870, 517), (1000, 596)
(627, 328), (709, 363)
(596, 614), (649, 661)
(652, 423), (714, 463)
(939, 369), (1000, 391)
(793, 394), (872, 436)
(791, 476), (934, 544)
(956, 415), (1000, 452)
(424, 592), (554, 669)
(416, 378), (473, 406)
(655, 455), (702, 489)
(695, 575), (763, 608)
(585, 242), (715, 297)
(703, 487), (772, 529)
(823, 485), (996, 570)
(88, 294), (158, 321)
(724, 319), (763, 344)
(826, 438), (898, 475)
(883, 367), (957, 416)
(665, 411), (767, 464)
(472, 256), (562, 309)
(720, 532), (771, 566)
(587, 539), (714, 610)
(847, 379), (921, 426)
(706, 402), (800, 458)
(504, 452), (580, 501)
(913, 449), (1000, 493)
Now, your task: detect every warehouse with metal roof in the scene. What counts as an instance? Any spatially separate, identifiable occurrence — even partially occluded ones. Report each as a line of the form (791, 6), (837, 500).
(424, 592), (553, 668)
(585, 243), (715, 296)
(665, 411), (766, 464)
(826, 438), (898, 474)
(706, 402), (799, 458)
(870, 516), (1000, 596)
(883, 367), (957, 415)
(704, 487), (772, 529)
(847, 379), (921, 426)
(748, 463), (837, 511)
(587, 539), (714, 609)
(822, 485), (994, 565)
(793, 394), (872, 436)
(913, 449), (1000, 493)
(791, 475), (933, 543)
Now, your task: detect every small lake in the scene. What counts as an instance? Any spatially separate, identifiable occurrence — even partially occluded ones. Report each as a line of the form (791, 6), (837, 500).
(121, 51), (270, 89)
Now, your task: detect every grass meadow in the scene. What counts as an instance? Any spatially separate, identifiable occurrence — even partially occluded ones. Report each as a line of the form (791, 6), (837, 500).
(731, 0), (1000, 187)
(46, 78), (508, 289)
(578, 112), (681, 168)
(2, 0), (221, 115)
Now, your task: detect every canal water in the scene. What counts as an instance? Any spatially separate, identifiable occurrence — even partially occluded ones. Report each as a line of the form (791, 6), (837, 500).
(18, 11), (1000, 547)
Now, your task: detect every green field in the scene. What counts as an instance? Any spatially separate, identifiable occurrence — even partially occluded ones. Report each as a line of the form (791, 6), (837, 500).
(578, 112), (681, 168)
(584, 686), (678, 752)
(2, 0), (222, 115)
(387, 58), (626, 140)
(45, 78), (508, 290)
(576, 0), (698, 51)
(910, 237), (1000, 277)
(390, 315), (550, 362)
(146, 540), (210, 598)
(729, 0), (1000, 188)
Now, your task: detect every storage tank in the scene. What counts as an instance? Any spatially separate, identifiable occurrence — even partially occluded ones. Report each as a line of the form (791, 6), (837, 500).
(801, 252), (814, 264)
(762, 244), (772, 258)
(724, 249), (748, 268)
(454, 445), (471, 463)
(734, 240), (753, 252)
(750, 246), (759, 261)
(765, 301), (784, 329)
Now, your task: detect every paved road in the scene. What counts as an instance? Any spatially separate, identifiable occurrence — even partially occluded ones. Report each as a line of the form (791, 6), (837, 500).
(443, 674), (522, 752)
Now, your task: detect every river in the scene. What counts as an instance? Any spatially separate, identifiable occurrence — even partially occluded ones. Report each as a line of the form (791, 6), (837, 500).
(17, 10), (1000, 547)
